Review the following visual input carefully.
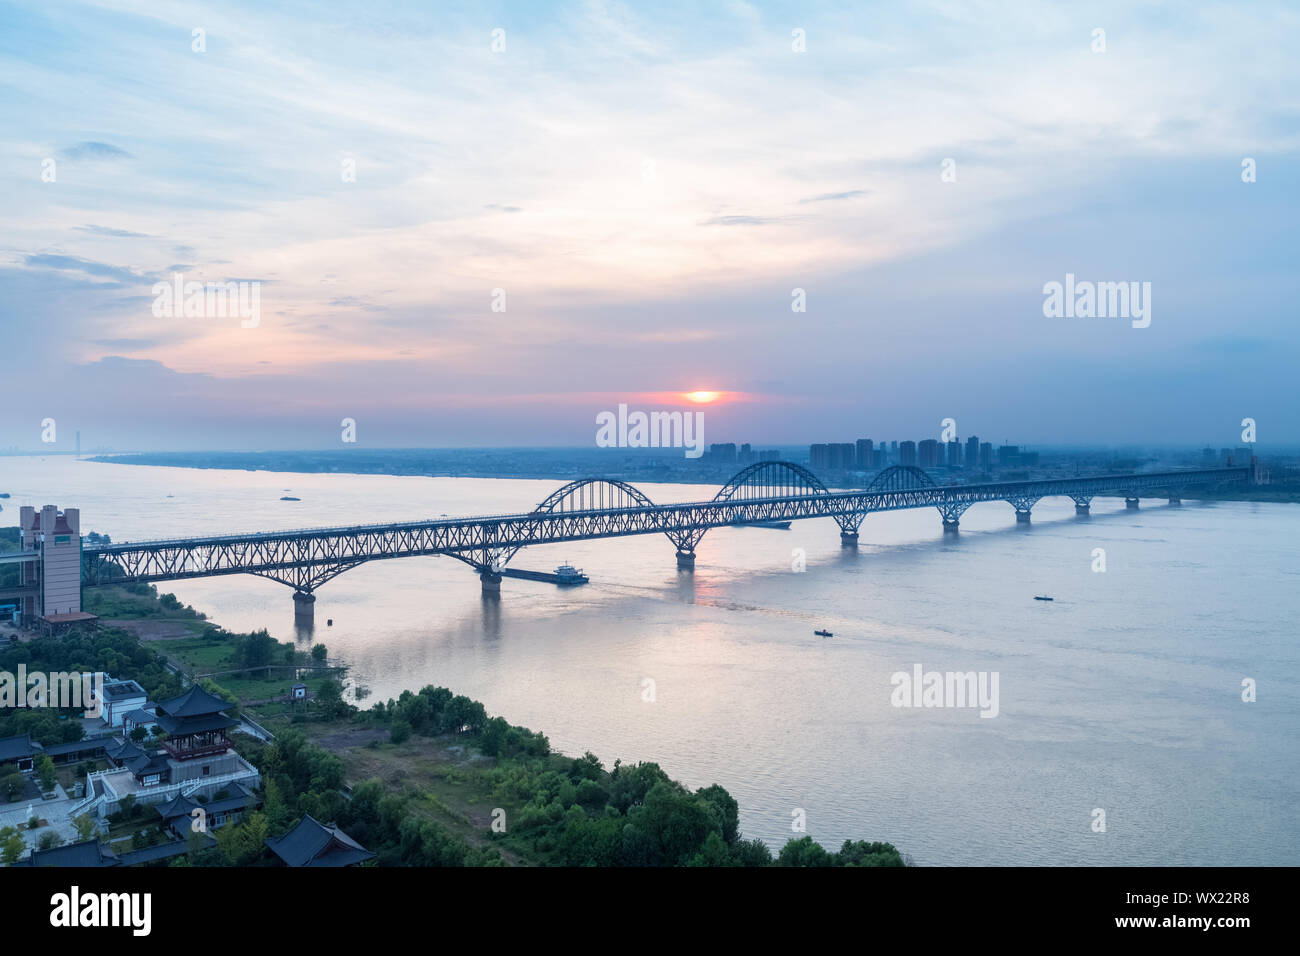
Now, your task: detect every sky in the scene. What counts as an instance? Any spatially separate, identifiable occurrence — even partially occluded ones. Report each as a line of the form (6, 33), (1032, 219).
(1, 0), (1297, 452)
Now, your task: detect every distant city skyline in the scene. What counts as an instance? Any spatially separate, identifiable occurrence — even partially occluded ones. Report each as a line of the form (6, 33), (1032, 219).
(3, 2), (1298, 449)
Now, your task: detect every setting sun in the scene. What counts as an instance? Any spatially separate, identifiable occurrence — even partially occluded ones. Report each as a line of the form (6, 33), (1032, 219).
(685, 390), (720, 404)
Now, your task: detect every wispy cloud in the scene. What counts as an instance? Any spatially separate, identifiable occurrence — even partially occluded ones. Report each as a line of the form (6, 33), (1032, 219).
(58, 141), (132, 161)
(23, 254), (158, 285)
(75, 224), (152, 238)
(799, 189), (868, 204)
(699, 215), (782, 227)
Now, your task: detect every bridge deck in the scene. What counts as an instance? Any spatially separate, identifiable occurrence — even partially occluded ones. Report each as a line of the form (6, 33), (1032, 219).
(78, 466), (1249, 589)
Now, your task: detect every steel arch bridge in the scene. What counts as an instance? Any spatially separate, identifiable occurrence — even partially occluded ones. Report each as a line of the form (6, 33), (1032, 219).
(80, 463), (1250, 612)
(866, 466), (937, 492)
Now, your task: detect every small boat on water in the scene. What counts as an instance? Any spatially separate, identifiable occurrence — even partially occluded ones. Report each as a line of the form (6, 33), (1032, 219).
(280, 496), (301, 501)
(555, 563), (589, 586)
(1034, 595), (1054, 602)
(814, 629), (833, 637)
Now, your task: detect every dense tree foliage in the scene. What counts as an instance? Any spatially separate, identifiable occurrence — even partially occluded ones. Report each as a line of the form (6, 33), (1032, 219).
(0, 626), (184, 745)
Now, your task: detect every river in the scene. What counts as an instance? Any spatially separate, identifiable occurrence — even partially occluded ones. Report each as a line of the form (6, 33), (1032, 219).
(2, 455), (1297, 865)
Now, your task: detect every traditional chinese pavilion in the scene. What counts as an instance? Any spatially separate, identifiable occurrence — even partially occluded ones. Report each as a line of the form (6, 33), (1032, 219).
(153, 686), (238, 761)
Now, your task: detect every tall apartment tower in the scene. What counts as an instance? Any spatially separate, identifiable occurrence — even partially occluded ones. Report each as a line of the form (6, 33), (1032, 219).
(965, 435), (980, 469)
(18, 504), (84, 623)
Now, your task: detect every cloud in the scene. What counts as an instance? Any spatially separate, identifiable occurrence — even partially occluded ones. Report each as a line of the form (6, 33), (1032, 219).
(58, 141), (133, 161)
(23, 254), (159, 285)
(698, 215), (781, 227)
(798, 190), (868, 204)
(75, 224), (152, 238)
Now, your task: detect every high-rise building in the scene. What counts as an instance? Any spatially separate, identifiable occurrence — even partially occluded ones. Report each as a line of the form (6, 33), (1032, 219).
(709, 443), (737, 462)
(899, 441), (917, 466)
(998, 444), (1019, 467)
(810, 444), (829, 470)
(739, 443), (754, 464)
(966, 435), (980, 468)
(946, 440), (961, 467)
(17, 505), (86, 624)
(872, 448), (886, 468)
(855, 439), (874, 470)
(979, 442), (993, 469)
(918, 439), (940, 468)
(831, 443), (856, 470)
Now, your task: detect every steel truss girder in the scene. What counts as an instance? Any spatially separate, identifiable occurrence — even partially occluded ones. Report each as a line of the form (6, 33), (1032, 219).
(251, 558), (366, 592)
(1006, 495), (1041, 514)
(82, 467), (1249, 589)
(936, 501), (971, 522)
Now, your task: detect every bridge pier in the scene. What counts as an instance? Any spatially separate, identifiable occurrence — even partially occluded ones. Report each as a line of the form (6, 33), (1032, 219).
(1126, 497), (1140, 510)
(479, 570), (502, 595)
(675, 549), (696, 570)
(1075, 503), (1091, 514)
(1015, 510), (1032, 524)
(942, 519), (960, 534)
(840, 530), (859, 546)
(292, 590), (316, 624)
(1167, 497), (1182, 506)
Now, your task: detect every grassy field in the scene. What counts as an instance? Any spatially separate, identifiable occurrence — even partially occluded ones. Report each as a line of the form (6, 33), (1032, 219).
(295, 722), (534, 865)
(85, 588), (343, 709)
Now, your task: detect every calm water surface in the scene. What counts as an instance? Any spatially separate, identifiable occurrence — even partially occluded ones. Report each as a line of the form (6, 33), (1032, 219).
(3, 456), (1297, 865)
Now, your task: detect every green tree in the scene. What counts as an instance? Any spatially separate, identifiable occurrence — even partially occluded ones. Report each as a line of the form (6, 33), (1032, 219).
(568, 752), (604, 782)
(686, 830), (734, 867)
(695, 784), (739, 845)
(311, 643), (328, 661)
(777, 835), (835, 867)
(0, 826), (25, 864)
(731, 837), (774, 867)
(214, 811), (269, 866)
(1, 772), (24, 802)
(239, 629), (278, 671)
(480, 716), (508, 756)
(836, 839), (905, 867)
(73, 813), (98, 842)
(35, 755), (57, 793)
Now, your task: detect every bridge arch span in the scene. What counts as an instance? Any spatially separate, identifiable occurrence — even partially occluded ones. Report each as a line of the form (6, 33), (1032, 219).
(468, 478), (660, 572)
(674, 460), (858, 557)
(533, 478), (656, 513)
(714, 461), (829, 502)
(867, 466), (937, 492)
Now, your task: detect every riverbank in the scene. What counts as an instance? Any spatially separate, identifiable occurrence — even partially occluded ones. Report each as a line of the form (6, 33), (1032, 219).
(5, 572), (906, 867)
